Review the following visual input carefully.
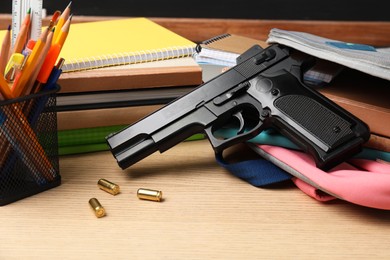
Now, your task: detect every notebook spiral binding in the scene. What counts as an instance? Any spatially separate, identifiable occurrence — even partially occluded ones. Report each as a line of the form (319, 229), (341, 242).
(203, 33), (232, 45)
(195, 34), (232, 53)
(62, 45), (196, 72)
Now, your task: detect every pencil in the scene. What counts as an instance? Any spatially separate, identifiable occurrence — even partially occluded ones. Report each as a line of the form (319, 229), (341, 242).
(21, 29), (54, 124)
(25, 28), (55, 95)
(36, 14), (72, 88)
(0, 72), (13, 99)
(54, 13), (72, 47)
(0, 118), (55, 182)
(0, 74), (55, 181)
(0, 25), (11, 76)
(0, 76), (14, 167)
(53, 1), (72, 42)
(0, 103), (56, 182)
(12, 27), (50, 97)
(0, 118), (50, 184)
(11, 8), (31, 54)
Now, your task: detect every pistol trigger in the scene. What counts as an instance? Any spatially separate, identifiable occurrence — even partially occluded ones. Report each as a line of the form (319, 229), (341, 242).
(233, 111), (245, 134)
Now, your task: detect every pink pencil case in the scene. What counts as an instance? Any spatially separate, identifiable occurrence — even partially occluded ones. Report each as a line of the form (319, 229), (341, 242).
(249, 144), (390, 210)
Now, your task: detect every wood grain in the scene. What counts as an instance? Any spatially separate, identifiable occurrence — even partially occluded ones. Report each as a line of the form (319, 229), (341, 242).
(1, 14), (389, 259)
(1, 140), (390, 259)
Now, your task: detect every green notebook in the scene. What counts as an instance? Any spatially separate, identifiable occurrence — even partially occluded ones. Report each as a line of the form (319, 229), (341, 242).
(58, 125), (205, 155)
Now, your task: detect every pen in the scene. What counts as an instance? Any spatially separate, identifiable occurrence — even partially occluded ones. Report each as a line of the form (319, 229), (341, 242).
(0, 105), (56, 182)
(0, 113), (48, 185)
(27, 58), (65, 126)
(0, 5), (59, 183)
(45, 58), (65, 90)
(0, 75), (55, 181)
(48, 10), (62, 30)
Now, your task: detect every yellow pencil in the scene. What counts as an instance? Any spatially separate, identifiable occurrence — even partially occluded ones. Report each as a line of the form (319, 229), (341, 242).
(0, 25), (11, 76)
(53, 1), (72, 42)
(55, 13), (72, 47)
(12, 27), (50, 97)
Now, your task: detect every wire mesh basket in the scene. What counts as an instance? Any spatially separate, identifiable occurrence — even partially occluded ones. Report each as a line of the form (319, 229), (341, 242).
(0, 86), (60, 206)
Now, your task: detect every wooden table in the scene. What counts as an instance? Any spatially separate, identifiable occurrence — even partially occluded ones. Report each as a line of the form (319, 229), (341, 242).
(1, 15), (389, 258)
(1, 139), (390, 259)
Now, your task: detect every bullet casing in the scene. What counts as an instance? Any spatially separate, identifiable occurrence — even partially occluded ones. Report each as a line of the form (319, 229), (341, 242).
(137, 188), (163, 202)
(89, 198), (106, 218)
(98, 178), (120, 195)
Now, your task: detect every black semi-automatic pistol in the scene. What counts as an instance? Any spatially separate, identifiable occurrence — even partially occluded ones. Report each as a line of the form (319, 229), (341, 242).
(106, 44), (370, 171)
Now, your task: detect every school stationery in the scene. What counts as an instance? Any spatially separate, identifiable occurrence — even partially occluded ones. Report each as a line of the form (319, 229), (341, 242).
(267, 28), (390, 81)
(58, 17), (196, 72)
(194, 33), (268, 66)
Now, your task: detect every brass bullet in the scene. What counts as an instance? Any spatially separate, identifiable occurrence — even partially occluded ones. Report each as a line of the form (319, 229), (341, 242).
(89, 198), (106, 218)
(137, 188), (163, 202)
(97, 178), (120, 195)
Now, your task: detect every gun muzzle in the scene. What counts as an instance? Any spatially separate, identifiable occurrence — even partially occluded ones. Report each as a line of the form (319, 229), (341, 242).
(107, 134), (158, 169)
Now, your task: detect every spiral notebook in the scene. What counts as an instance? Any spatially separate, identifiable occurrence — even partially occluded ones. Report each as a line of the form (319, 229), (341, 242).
(59, 17), (196, 72)
(194, 33), (268, 66)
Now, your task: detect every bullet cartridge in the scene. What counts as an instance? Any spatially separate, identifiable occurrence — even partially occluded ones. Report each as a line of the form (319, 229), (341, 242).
(98, 178), (120, 195)
(137, 188), (163, 202)
(89, 198), (106, 218)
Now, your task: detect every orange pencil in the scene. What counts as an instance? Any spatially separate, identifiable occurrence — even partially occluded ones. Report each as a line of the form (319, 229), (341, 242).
(12, 27), (49, 97)
(1, 46), (55, 180)
(11, 8), (31, 54)
(53, 1), (72, 42)
(36, 14), (72, 87)
(25, 28), (54, 94)
(0, 74), (13, 165)
(0, 25), (11, 76)
(0, 75), (12, 167)
(0, 106), (56, 182)
(0, 73), (55, 181)
(0, 72), (13, 99)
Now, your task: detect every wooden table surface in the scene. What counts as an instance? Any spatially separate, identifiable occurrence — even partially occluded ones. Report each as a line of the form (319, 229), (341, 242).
(1, 139), (390, 259)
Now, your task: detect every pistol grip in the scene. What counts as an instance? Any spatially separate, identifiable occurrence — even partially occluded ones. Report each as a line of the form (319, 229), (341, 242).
(274, 94), (355, 152)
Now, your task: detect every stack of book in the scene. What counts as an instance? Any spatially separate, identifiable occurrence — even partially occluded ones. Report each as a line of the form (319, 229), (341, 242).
(55, 17), (203, 155)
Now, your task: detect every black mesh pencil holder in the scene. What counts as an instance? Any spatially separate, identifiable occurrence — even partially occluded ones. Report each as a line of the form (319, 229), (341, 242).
(0, 85), (61, 206)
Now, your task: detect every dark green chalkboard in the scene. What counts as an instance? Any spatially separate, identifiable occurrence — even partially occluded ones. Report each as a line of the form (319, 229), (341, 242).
(1, 0), (388, 21)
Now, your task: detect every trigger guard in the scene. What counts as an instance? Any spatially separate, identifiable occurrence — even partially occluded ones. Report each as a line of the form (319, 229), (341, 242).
(204, 126), (226, 152)
(204, 121), (265, 154)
